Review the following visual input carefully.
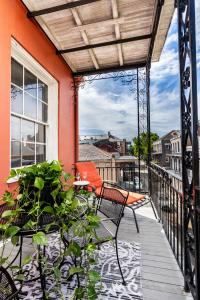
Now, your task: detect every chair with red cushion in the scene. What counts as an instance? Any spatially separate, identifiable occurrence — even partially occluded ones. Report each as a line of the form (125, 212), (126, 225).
(75, 162), (157, 233)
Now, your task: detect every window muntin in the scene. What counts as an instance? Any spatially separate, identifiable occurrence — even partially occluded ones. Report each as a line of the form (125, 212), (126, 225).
(11, 58), (48, 168)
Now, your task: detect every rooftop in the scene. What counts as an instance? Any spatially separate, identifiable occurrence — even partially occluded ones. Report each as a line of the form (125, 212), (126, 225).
(79, 143), (112, 160)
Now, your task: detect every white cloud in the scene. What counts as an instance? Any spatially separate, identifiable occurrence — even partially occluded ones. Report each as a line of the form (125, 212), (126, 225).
(79, 85), (138, 140)
(79, 6), (200, 141)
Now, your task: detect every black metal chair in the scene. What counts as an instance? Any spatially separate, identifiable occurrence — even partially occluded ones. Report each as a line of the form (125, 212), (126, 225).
(94, 186), (129, 285)
(63, 186), (129, 286)
(0, 266), (20, 300)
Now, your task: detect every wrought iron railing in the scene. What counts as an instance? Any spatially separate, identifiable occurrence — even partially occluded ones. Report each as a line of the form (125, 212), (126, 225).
(149, 163), (184, 271)
(97, 162), (184, 272)
(96, 164), (149, 194)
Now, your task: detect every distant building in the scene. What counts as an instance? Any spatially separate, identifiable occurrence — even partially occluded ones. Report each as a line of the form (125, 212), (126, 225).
(79, 131), (129, 156)
(169, 132), (182, 174)
(152, 130), (180, 168)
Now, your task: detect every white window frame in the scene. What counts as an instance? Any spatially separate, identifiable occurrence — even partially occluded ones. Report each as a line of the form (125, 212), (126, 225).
(10, 39), (58, 170)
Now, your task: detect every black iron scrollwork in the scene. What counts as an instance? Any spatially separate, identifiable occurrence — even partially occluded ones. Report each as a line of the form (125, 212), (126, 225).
(178, 0), (199, 298)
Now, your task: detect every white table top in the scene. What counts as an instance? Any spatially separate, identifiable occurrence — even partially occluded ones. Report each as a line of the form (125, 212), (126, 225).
(73, 180), (90, 186)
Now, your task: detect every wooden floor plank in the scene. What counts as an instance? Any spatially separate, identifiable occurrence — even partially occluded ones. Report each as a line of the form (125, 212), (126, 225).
(119, 204), (191, 299)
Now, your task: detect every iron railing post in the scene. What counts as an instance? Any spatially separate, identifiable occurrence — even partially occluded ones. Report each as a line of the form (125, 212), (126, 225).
(136, 68), (141, 192)
(146, 64), (151, 195)
(177, 0), (199, 297)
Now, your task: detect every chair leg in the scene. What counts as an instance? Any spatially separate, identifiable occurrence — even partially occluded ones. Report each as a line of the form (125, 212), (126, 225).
(133, 210), (139, 233)
(114, 238), (126, 286)
(128, 207), (139, 233)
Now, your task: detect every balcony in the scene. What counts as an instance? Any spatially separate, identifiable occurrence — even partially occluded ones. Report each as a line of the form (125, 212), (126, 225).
(0, 0), (199, 299)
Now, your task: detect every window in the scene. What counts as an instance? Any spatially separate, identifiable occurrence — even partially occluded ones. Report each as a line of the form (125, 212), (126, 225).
(11, 58), (48, 168)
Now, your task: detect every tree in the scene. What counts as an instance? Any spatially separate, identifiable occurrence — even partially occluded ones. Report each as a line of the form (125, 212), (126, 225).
(131, 132), (159, 161)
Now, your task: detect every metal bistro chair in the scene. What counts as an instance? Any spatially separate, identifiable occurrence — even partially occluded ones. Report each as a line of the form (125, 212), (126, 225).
(0, 266), (20, 300)
(95, 185), (129, 285)
(76, 162), (157, 233)
(63, 186), (129, 286)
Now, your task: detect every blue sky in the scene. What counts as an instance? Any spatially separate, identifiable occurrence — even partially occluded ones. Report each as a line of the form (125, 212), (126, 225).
(79, 4), (200, 141)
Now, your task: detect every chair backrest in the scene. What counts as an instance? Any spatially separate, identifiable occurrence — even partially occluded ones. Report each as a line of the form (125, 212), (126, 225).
(98, 186), (128, 226)
(76, 162), (103, 188)
(0, 267), (19, 300)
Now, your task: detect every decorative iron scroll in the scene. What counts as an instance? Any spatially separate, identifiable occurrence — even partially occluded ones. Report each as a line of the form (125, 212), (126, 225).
(177, 0), (199, 298)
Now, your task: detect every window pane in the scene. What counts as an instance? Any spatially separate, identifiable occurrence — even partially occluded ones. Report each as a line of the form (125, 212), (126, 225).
(36, 124), (46, 143)
(36, 144), (46, 163)
(24, 92), (37, 119)
(11, 85), (23, 114)
(22, 143), (35, 166)
(22, 119), (35, 142)
(38, 80), (48, 103)
(24, 69), (37, 97)
(11, 116), (21, 141)
(11, 58), (23, 88)
(11, 141), (21, 168)
(38, 101), (48, 122)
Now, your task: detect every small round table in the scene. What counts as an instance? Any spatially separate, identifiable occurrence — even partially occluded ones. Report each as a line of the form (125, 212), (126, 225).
(73, 180), (90, 191)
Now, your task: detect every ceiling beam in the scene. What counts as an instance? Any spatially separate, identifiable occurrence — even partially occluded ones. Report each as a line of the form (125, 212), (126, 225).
(111, 0), (124, 66)
(73, 61), (146, 77)
(70, 8), (99, 69)
(147, 0), (164, 66)
(27, 0), (101, 18)
(58, 34), (152, 54)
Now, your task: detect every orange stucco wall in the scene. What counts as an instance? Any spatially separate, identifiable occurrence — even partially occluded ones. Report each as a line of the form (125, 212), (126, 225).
(0, 0), (77, 197)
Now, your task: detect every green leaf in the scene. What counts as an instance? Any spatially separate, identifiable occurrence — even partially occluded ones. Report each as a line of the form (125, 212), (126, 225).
(63, 172), (73, 181)
(51, 188), (59, 200)
(5, 226), (20, 238)
(1, 210), (13, 218)
(33, 231), (48, 246)
(87, 285), (97, 300)
(15, 274), (25, 281)
(34, 177), (44, 190)
(69, 266), (84, 276)
(67, 242), (81, 257)
(53, 266), (61, 278)
(88, 270), (101, 283)
(43, 206), (54, 214)
(22, 255), (32, 265)
(87, 243), (96, 252)
(86, 215), (101, 227)
(11, 235), (19, 245)
(74, 287), (85, 299)
(10, 169), (17, 177)
(0, 257), (8, 265)
(50, 163), (62, 172)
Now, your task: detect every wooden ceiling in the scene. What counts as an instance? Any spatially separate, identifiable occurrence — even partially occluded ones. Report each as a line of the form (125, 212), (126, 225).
(22, 0), (174, 75)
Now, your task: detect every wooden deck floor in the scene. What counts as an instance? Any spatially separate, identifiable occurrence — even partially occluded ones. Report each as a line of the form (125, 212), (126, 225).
(119, 204), (193, 300)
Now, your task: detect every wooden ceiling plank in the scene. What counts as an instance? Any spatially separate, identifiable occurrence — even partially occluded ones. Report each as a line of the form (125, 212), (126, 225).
(70, 8), (100, 69)
(111, 0), (123, 66)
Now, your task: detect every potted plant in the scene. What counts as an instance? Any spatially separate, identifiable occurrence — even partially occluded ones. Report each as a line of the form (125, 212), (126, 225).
(0, 161), (101, 299)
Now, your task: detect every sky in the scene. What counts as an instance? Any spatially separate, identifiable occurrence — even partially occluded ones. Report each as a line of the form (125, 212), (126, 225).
(79, 3), (200, 141)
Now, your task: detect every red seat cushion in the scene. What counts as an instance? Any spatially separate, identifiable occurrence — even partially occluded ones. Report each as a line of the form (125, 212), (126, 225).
(95, 186), (144, 204)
